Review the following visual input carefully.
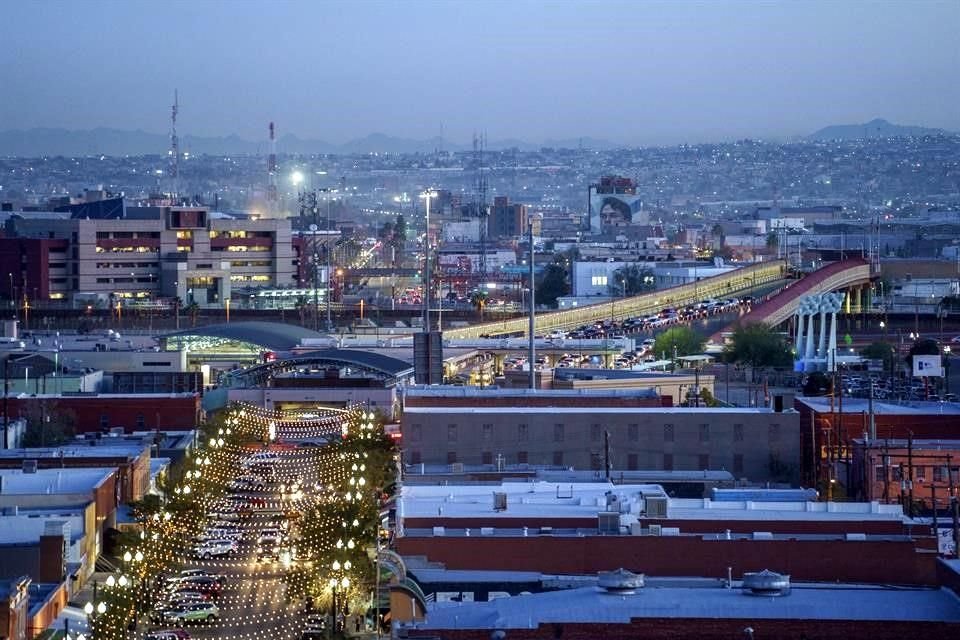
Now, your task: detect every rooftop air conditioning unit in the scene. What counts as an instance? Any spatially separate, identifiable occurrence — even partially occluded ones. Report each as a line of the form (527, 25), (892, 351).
(493, 492), (508, 512)
(644, 496), (668, 518)
(22, 460), (38, 474)
(449, 462), (464, 473)
(648, 524), (662, 536)
(598, 511), (620, 534)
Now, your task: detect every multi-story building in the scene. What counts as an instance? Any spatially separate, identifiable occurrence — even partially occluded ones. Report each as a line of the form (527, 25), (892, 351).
(488, 196), (527, 239)
(1, 204), (297, 307)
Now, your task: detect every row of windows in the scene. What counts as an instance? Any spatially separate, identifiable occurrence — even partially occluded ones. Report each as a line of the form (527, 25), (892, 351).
(876, 465), (959, 483)
(406, 450), (744, 473)
(408, 423), (781, 444)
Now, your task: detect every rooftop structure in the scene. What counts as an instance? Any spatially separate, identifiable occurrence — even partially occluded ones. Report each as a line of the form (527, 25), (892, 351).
(0, 468), (115, 496)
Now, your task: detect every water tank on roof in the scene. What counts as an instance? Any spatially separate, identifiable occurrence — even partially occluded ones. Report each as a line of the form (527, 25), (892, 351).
(742, 570), (790, 597)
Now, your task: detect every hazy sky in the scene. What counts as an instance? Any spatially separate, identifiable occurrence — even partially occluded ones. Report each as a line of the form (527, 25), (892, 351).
(2, 0), (958, 145)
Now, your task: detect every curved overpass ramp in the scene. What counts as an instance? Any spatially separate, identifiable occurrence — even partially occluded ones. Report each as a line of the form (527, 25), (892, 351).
(443, 260), (787, 339)
(709, 258), (872, 342)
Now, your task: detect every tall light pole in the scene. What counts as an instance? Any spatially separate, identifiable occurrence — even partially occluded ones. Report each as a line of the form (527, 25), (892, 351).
(528, 217), (536, 390)
(420, 190), (436, 334)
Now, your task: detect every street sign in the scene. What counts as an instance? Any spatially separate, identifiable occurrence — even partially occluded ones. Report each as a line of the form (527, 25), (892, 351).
(913, 355), (944, 378)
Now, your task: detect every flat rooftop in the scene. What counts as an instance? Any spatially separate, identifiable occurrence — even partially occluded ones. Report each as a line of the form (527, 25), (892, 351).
(403, 406), (787, 415)
(797, 396), (960, 416)
(0, 512), (85, 544)
(0, 442), (148, 460)
(398, 481), (905, 524)
(0, 468), (114, 495)
(410, 582), (960, 629)
(404, 386), (660, 398)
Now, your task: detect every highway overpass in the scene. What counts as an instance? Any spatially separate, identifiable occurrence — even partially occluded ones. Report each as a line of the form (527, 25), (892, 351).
(443, 260), (788, 339)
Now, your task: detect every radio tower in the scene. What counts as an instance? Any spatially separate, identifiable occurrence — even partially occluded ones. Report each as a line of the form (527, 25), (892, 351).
(169, 90), (180, 203)
(474, 131), (488, 276)
(267, 122), (278, 208)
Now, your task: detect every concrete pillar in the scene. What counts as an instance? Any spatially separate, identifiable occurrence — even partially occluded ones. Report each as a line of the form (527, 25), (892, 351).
(817, 307), (827, 360)
(795, 312), (806, 360)
(828, 308), (839, 371)
(851, 287), (861, 314)
(804, 310), (817, 361)
(493, 353), (505, 375)
(844, 288), (852, 314)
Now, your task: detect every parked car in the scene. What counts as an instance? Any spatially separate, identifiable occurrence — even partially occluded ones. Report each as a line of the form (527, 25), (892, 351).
(146, 630), (191, 640)
(165, 602), (220, 623)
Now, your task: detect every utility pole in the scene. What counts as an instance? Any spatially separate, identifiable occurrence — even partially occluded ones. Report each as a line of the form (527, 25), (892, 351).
(528, 218), (536, 390)
(604, 430), (611, 481)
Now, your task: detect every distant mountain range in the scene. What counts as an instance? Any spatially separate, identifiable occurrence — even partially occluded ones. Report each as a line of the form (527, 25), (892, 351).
(0, 127), (621, 157)
(806, 118), (951, 141)
(0, 120), (953, 156)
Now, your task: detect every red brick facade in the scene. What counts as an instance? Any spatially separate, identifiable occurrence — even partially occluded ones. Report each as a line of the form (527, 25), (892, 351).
(6, 394), (200, 434)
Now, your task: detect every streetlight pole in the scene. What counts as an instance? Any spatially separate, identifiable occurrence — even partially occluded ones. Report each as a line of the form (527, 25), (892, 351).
(528, 218), (536, 390)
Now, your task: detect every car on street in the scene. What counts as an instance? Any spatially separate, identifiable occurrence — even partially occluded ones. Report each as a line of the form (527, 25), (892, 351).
(193, 540), (235, 559)
(146, 629), (192, 640)
(165, 602), (220, 623)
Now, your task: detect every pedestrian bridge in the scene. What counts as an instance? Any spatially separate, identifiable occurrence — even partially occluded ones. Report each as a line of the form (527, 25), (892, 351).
(443, 260), (788, 339)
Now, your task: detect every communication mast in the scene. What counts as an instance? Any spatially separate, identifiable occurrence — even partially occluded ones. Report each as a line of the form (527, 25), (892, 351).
(169, 90), (180, 203)
(474, 131), (488, 276)
(267, 122), (278, 207)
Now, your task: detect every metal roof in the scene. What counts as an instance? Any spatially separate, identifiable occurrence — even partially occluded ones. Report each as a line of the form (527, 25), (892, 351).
(161, 321), (327, 352)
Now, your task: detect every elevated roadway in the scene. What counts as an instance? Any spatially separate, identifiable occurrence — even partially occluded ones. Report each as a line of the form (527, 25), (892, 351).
(708, 258), (873, 344)
(443, 260), (788, 339)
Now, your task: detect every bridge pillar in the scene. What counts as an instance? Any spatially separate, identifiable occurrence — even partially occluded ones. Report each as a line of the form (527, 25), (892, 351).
(817, 308), (827, 360)
(804, 310), (816, 361)
(850, 287), (861, 314)
(493, 353), (505, 375)
(603, 353), (614, 369)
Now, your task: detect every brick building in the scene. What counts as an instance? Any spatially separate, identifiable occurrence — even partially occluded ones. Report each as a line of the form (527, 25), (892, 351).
(5, 392), (201, 434)
(851, 438), (960, 511)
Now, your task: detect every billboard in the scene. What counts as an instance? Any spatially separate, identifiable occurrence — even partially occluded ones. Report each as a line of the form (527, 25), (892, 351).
(912, 355), (943, 378)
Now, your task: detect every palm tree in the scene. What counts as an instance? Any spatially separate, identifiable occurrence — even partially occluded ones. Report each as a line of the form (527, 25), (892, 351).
(470, 290), (488, 322)
(185, 301), (200, 327)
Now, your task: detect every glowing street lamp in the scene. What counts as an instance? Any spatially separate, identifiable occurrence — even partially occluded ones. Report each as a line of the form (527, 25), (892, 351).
(291, 171), (305, 186)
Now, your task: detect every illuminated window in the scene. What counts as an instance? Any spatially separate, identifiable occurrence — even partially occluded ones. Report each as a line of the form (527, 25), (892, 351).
(176, 230), (193, 239)
(177, 246), (191, 252)
(48, 293), (65, 300)
(591, 275), (608, 287)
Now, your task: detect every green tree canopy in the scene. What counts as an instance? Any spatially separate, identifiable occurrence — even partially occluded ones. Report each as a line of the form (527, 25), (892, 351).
(860, 341), (896, 372)
(654, 326), (706, 361)
(537, 263), (568, 308)
(609, 264), (656, 297)
(724, 322), (793, 369)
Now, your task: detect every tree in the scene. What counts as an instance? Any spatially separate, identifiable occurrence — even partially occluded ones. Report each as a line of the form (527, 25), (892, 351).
(766, 232), (779, 249)
(802, 371), (833, 396)
(654, 326), (706, 362)
(724, 323), (793, 371)
(537, 263), (568, 308)
(609, 264), (655, 297)
(20, 400), (75, 447)
(860, 341), (895, 373)
(470, 290), (488, 321)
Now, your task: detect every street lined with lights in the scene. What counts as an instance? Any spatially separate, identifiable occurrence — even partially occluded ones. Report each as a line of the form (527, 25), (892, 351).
(78, 402), (394, 640)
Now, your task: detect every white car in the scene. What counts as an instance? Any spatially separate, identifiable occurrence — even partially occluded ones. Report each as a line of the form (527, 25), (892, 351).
(194, 540), (235, 559)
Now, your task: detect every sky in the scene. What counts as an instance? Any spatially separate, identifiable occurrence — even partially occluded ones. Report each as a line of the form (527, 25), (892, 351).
(1, 0), (958, 146)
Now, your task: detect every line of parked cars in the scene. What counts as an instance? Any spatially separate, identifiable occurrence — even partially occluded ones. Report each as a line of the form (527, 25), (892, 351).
(149, 570), (226, 628)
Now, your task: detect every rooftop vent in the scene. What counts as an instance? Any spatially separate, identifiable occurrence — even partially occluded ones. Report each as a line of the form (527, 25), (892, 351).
(22, 460), (38, 474)
(493, 492), (507, 512)
(644, 496), (668, 518)
(598, 568), (645, 594)
(742, 570), (790, 597)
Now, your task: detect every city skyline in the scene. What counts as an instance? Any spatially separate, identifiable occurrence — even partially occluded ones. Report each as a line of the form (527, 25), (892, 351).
(2, 0), (958, 146)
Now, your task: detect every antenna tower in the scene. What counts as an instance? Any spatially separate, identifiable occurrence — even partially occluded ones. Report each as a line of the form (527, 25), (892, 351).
(169, 90), (180, 203)
(267, 122), (278, 207)
(474, 131), (489, 276)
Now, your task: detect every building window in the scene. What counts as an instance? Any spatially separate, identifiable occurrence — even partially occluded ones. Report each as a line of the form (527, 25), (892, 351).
(482, 423), (492, 441)
(517, 451), (528, 464)
(699, 424), (710, 443)
(482, 451), (493, 466)
(554, 424), (564, 443)
(410, 424), (422, 442)
(916, 466), (926, 481)
(553, 451), (564, 466)
(664, 424), (674, 442)
(733, 454), (744, 475)
(518, 424), (529, 442)
(409, 451), (421, 465)
(698, 454), (710, 469)
(733, 424), (744, 442)
(591, 275), (608, 287)
(875, 466), (886, 482)
(447, 451), (457, 465)
(447, 424), (458, 442)
(892, 466), (903, 481)
(627, 454), (638, 471)
(591, 424), (602, 442)
(769, 423), (780, 443)
(628, 424), (639, 442)
(663, 453), (674, 471)
(934, 466), (945, 483)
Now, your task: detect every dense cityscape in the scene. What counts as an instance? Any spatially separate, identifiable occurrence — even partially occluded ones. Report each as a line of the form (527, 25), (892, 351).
(2, 2), (960, 640)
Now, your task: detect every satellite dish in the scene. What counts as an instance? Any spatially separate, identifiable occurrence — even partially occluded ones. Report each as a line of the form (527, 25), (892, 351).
(309, 224), (318, 232)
